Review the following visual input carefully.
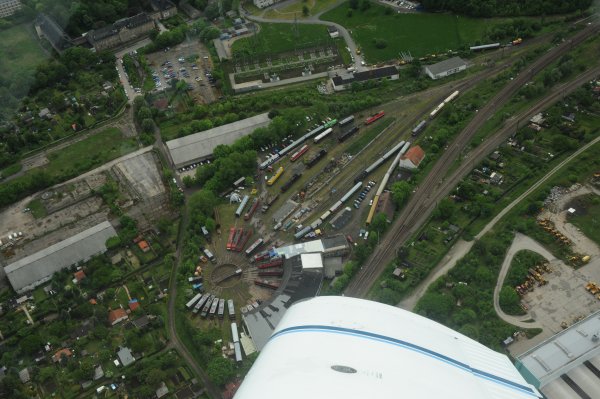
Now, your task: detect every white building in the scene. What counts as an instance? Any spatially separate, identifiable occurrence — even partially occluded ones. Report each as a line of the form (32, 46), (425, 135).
(253, 0), (283, 9)
(424, 56), (467, 80)
(0, 0), (22, 18)
(235, 296), (542, 399)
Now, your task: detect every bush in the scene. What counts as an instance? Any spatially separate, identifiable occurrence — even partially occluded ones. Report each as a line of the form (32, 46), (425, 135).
(373, 38), (388, 49)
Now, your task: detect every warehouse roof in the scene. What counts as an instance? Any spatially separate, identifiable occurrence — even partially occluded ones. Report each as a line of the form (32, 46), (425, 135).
(4, 221), (117, 293)
(516, 310), (600, 390)
(332, 66), (398, 86)
(425, 56), (467, 76)
(235, 296), (542, 399)
(166, 113), (271, 167)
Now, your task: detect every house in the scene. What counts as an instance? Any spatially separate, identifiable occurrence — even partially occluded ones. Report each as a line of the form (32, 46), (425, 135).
(331, 66), (399, 91)
(138, 240), (150, 252)
(87, 13), (155, 52)
(490, 172), (503, 185)
(111, 253), (123, 265)
(156, 382), (170, 398)
(424, 57), (467, 80)
(117, 346), (135, 366)
(38, 108), (51, 119)
(327, 26), (339, 38)
(132, 315), (151, 328)
(108, 308), (129, 326)
(34, 13), (73, 53)
(18, 367), (30, 384)
(0, 0), (22, 18)
(399, 145), (425, 169)
(128, 299), (140, 312)
(52, 348), (73, 363)
(73, 270), (86, 283)
(150, 0), (177, 20)
(94, 365), (104, 380)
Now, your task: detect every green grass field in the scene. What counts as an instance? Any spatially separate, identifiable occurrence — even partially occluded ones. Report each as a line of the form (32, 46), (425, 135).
(231, 23), (333, 56)
(0, 23), (47, 82)
(321, 3), (499, 62)
(570, 195), (600, 247)
(44, 128), (137, 177)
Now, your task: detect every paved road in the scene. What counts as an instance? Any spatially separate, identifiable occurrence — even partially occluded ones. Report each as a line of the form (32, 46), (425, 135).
(345, 21), (600, 298)
(115, 38), (152, 103)
(242, 1), (367, 71)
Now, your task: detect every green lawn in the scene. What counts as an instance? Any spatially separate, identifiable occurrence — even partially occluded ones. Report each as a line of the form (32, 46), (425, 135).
(231, 23), (333, 56)
(321, 3), (500, 61)
(0, 23), (47, 85)
(44, 128), (137, 177)
(570, 195), (600, 247)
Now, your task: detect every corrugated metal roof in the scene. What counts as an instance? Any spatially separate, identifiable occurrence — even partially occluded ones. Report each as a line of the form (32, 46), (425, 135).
(425, 56), (467, 76)
(166, 113), (270, 167)
(235, 296), (541, 399)
(4, 221), (117, 293)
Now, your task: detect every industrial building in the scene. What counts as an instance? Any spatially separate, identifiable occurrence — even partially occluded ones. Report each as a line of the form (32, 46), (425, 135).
(515, 311), (600, 399)
(4, 221), (117, 293)
(399, 145), (425, 169)
(424, 56), (467, 80)
(166, 113), (271, 169)
(235, 296), (542, 399)
(34, 13), (73, 53)
(0, 0), (22, 18)
(331, 66), (399, 91)
(242, 254), (323, 351)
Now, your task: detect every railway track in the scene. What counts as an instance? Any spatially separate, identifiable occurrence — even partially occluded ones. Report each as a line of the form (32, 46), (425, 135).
(345, 22), (600, 298)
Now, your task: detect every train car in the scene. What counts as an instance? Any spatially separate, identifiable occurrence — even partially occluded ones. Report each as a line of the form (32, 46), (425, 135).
(339, 126), (359, 142)
(254, 279), (279, 290)
(233, 177), (245, 187)
(218, 298), (226, 319)
(234, 342), (243, 362)
(290, 145), (309, 162)
(412, 120), (427, 137)
(443, 90), (460, 104)
(305, 149), (327, 168)
(258, 269), (284, 277)
(257, 257), (284, 269)
(324, 119), (337, 129)
(340, 182), (363, 203)
(186, 293), (203, 309)
(203, 248), (216, 263)
(235, 195), (250, 217)
(267, 167), (284, 186)
(294, 226), (312, 240)
(429, 102), (445, 119)
(227, 228), (237, 250)
(244, 198), (260, 221)
(310, 219), (322, 230)
(231, 322), (240, 343)
(338, 115), (355, 127)
(365, 111), (385, 125)
(469, 43), (500, 51)
(192, 283), (203, 291)
(313, 128), (333, 144)
(234, 229), (252, 252)
(209, 297), (220, 318)
(200, 294), (215, 317)
(245, 238), (264, 256)
(192, 294), (207, 314)
(281, 173), (302, 193)
(261, 194), (279, 213)
(228, 299), (235, 320)
(511, 38), (523, 46)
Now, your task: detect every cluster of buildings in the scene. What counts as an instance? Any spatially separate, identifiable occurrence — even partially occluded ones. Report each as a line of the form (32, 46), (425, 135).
(34, 0), (177, 54)
(0, 0), (21, 18)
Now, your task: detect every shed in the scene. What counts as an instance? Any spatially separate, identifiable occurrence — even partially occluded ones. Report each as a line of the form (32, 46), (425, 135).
(117, 347), (135, 366)
(424, 57), (467, 80)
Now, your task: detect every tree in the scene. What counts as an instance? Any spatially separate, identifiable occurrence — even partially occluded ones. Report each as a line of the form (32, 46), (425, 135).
(302, 5), (309, 16)
(349, 0), (359, 9)
(207, 357), (236, 386)
(145, 368), (166, 386)
(391, 181), (411, 206)
(499, 286), (521, 314)
(19, 334), (43, 355)
(370, 212), (388, 234)
(416, 292), (454, 323)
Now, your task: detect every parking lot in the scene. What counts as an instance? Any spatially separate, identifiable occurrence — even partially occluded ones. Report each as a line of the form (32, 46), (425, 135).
(145, 40), (216, 104)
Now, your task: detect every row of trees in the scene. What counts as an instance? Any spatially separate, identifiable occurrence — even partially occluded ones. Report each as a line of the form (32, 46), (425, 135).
(420, 0), (592, 17)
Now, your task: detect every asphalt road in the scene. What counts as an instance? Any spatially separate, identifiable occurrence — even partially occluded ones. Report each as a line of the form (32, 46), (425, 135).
(344, 22), (600, 298)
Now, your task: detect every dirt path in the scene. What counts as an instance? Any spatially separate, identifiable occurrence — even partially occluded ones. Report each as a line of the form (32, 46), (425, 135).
(397, 135), (600, 312)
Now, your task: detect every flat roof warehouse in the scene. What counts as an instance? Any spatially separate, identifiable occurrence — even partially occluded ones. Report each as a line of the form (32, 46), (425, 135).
(166, 113), (271, 168)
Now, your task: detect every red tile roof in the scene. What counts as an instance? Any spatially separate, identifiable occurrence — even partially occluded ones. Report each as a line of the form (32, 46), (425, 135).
(52, 348), (73, 362)
(128, 301), (140, 312)
(108, 308), (128, 325)
(401, 145), (425, 167)
(73, 270), (86, 282)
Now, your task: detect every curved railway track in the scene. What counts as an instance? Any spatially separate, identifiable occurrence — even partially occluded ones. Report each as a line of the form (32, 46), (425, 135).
(345, 22), (600, 298)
